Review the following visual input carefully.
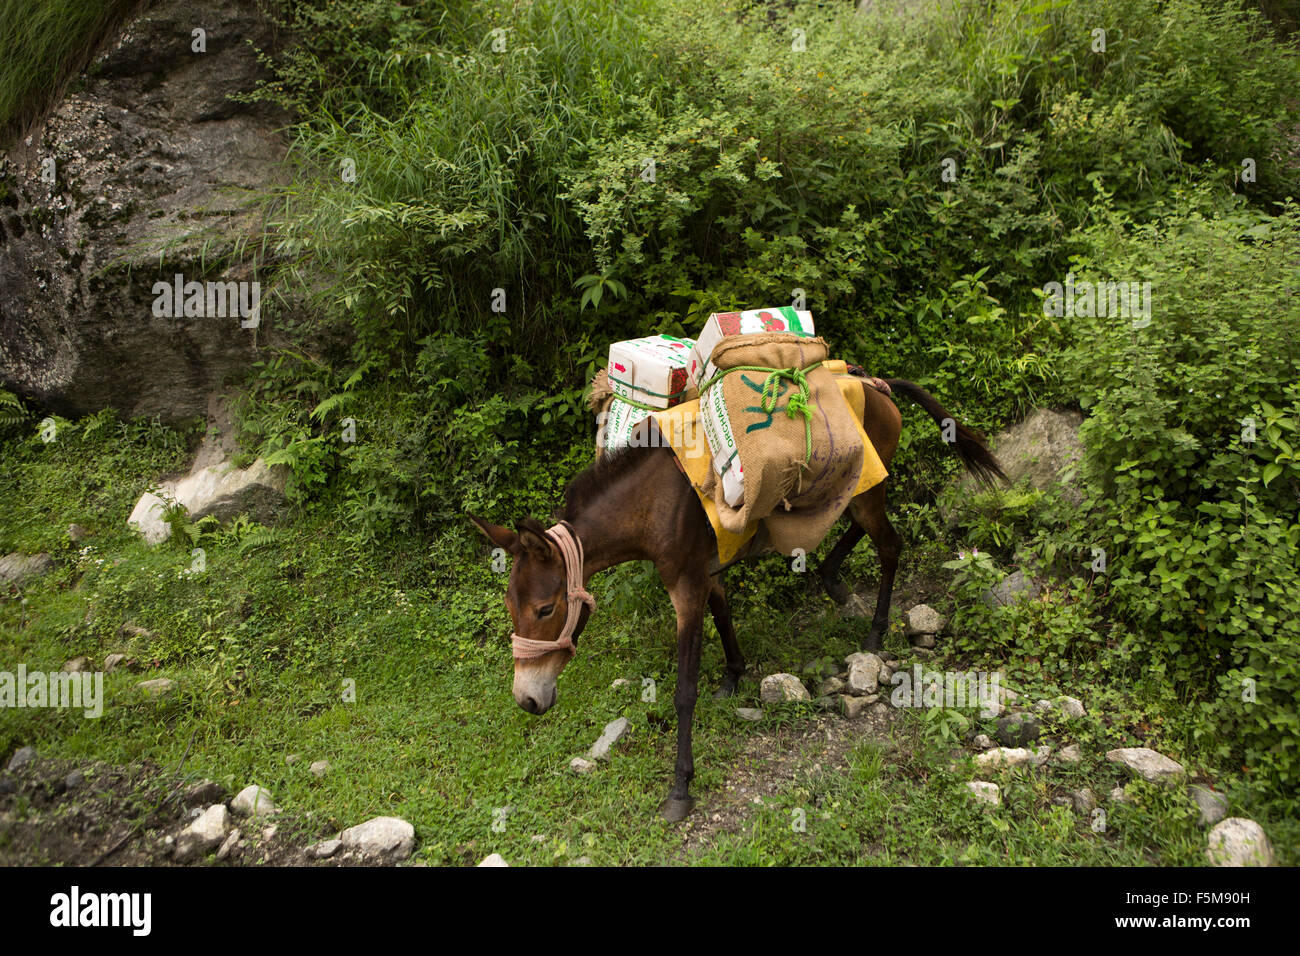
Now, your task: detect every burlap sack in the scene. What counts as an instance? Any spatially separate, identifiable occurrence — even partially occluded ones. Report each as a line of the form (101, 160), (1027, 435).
(699, 334), (865, 555)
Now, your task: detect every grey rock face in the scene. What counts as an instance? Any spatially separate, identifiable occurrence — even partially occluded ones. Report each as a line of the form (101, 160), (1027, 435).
(1188, 785), (1229, 827)
(231, 784), (277, 817)
(0, 0), (293, 423)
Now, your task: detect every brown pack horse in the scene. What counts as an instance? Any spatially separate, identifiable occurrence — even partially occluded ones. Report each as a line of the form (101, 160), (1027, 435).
(470, 373), (1004, 821)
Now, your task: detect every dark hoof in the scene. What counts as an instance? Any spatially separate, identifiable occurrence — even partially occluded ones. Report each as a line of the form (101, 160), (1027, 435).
(713, 676), (740, 699)
(821, 576), (850, 605)
(658, 796), (695, 822)
(861, 632), (883, 654)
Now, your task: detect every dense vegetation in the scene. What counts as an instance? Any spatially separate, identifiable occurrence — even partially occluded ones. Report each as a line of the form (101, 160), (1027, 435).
(3, 0), (1299, 863)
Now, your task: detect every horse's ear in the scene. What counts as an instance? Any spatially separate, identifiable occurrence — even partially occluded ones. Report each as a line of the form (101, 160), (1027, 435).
(469, 515), (518, 554)
(515, 516), (556, 561)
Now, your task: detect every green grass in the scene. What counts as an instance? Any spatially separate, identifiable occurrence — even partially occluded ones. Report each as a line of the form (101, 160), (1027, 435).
(0, 0), (139, 135)
(2, 418), (1293, 866)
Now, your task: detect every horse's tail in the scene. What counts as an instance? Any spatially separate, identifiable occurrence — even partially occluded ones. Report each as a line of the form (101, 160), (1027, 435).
(884, 378), (1006, 486)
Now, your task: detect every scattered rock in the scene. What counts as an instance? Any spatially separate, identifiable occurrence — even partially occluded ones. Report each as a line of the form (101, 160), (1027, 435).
(735, 707), (763, 722)
(903, 604), (944, 638)
(478, 853), (509, 867)
(307, 839), (341, 860)
(284, 754), (299, 765)
(1033, 698), (1053, 714)
(817, 676), (846, 697)
(983, 569), (1043, 608)
(340, 816), (416, 863)
(813, 695), (838, 713)
(183, 779), (227, 808)
(569, 757), (595, 774)
(844, 653), (883, 696)
(973, 734), (996, 751)
(173, 804), (230, 862)
(1055, 696), (1086, 719)
(974, 747), (1035, 770)
(760, 673), (811, 703)
(840, 695), (869, 719)
(1070, 788), (1098, 814)
(216, 829), (241, 862)
(587, 716), (631, 760)
(909, 631), (936, 649)
(103, 653), (130, 673)
(1205, 818), (1274, 867)
(1030, 745), (1052, 768)
(6, 747), (36, 772)
(67, 524), (90, 543)
(118, 623), (156, 642)
(1106, 747), (1185, 787)
(64, 770), (85, 790)
(1188, 785), (1229, 827)
(981, 408), (1084, 497)
(967, 781), (1001, 806)
(0, 552), (55, 588)
(231, 784), (277, 817)
(62, 657), (90, 673)
(135, 678), (175, 696)
(1109, 787), (1129, 804)
(842, 594), (873, 618)
(995, 714), (1042, 747)
(309, 760), (330, 777)
(610, 678), (630, 690)
(1056, 743), (1082, 764)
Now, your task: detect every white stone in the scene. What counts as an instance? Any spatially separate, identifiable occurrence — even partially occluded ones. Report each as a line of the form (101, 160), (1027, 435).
(844, 654), (883, 695)
(569, 756), (595, 774)
(308, 839), (342, 860)
(1206, 818), (1273, 867)
(760, 673), (811, 703)
(309, 760), (330, 777)
(1055, 696), (1086, 719)
(1106, 747), (1185, 786)
(174, 804), (229, 861)
(1056, 743), (1082, 764)
(973, 734), (996, 751)
(340, 816), (416, 863)
(127, 492), (171, 545)
(904, 604), (944, 637)
(587, 716), (630, 760)
(974, 747), (1035, 770)
(735, 707), (763, 722)
(216, 828), (240, 861)
(967, 781), (1001, 806)
(231, 784), (277, 817)
(478, 853), (509, 867)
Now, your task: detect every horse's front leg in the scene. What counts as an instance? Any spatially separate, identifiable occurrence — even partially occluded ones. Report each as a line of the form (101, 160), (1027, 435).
(659, 573), (708, 822)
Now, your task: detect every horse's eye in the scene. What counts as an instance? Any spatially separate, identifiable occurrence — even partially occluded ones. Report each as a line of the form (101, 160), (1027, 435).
(537, 604), (555, 619)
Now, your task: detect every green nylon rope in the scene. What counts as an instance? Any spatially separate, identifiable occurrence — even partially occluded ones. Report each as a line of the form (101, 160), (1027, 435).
(698, 361), (823, 466)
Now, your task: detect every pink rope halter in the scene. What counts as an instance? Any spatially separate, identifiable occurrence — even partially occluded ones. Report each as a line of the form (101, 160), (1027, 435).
(510, 521), (596, 660)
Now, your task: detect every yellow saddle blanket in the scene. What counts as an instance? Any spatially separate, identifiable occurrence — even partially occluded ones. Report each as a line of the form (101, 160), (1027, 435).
(650, 360), (887, 564)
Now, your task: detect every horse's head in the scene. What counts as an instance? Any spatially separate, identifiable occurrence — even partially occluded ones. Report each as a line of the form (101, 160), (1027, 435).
(469, 515), (592, 716)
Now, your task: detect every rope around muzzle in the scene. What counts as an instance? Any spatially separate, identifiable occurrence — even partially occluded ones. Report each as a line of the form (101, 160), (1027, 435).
(510, 521), (596, 660)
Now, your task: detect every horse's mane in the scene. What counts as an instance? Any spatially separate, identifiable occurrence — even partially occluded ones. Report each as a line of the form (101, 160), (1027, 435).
(561, 439), (661, 520)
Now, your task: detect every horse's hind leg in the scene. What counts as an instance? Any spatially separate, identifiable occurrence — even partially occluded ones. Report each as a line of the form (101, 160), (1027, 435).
(819, 519), (866, 605)
(848, 482), (901, 653)
(708, 574), (744, 698)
